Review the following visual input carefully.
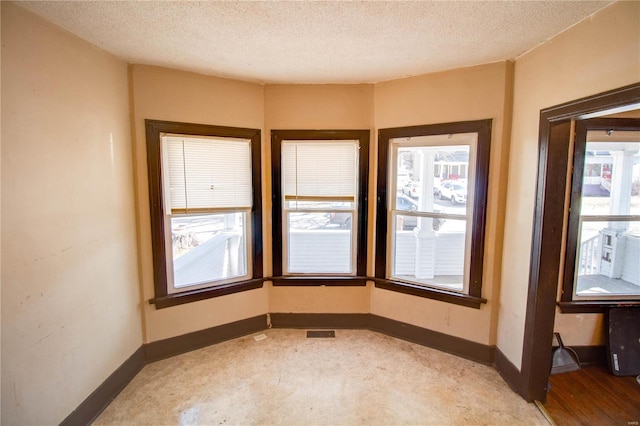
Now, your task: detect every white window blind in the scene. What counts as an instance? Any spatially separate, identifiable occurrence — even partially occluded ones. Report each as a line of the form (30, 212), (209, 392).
(282, 140), (358, 201)
(162, 135), (252, 213)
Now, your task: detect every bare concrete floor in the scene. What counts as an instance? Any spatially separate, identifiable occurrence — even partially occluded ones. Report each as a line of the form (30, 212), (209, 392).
(94, 329), (549, 425)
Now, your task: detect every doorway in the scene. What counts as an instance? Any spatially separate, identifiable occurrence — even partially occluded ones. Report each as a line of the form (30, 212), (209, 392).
(521, 82), (640, 402)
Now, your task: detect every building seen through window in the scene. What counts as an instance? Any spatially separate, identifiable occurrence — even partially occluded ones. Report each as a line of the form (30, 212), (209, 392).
(568, 126), (640, 299)
(375, 120), (491, 308)
(390, 139), (474, 292)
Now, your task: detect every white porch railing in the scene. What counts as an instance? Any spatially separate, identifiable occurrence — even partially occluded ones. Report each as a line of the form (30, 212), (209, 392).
(578, 234), (599, 276)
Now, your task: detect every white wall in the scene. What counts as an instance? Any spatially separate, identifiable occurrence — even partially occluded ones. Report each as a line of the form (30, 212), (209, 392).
(498, 1), (640, 368)
(1, 3), (142, 424)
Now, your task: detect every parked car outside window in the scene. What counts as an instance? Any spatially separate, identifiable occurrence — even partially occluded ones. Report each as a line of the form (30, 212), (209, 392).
(435, 180), (467, 204)
(402, 180), (421, 198)
(396, 193), (417, 212)
(395, 194), (444, 231)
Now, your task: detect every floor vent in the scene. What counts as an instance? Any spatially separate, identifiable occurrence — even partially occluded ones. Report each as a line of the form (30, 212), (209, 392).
(307, 330), (335, 338)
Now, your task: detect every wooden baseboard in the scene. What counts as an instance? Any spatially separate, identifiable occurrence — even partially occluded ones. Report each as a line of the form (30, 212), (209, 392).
(63, 312), (504, 424)
(369, 314), (494, 365)
(61, 315), (267, 425)
(270, 312), (494, 365)
(59, 346), (145, 426)
(269, 312), (370, 329)
(145, 314), (268, 363)
(494, 347), (523, 397)
(552, 345), (606, 367)
(491, 345), (606, 401)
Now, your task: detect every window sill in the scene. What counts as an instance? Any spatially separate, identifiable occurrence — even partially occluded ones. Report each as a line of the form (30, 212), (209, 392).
(270, 276), (368, 286)
(558, 300), (640, 313)
(150, 278), (265, 309)
(373, 278), (486, 309)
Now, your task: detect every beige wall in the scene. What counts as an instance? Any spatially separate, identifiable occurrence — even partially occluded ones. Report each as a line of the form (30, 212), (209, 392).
(131, 78), (377, 335)
(1, 3), (142, 424)
(264, 84), (375, 312)
(372, 62), (514, 345)
(499, 1), (640, 368)
(4, 1), (639, 422)
(129, 65), (269, 342)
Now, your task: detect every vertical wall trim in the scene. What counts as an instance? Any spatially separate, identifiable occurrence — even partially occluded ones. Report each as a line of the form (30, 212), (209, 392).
(522, 83), (640, 403)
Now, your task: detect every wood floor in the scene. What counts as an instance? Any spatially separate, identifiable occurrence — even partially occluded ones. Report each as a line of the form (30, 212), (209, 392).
(543, 365), (640, 425)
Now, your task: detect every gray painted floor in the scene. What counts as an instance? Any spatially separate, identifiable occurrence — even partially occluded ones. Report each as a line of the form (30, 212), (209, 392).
(94, 329), (549, 425)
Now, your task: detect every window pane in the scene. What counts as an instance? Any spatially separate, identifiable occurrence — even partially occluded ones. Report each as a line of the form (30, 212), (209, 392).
(575, 220), (640, 297)
(391, 215), (467, 292)
(171, 213), (247, 289)
(280, 137), (361, 276)
(581, 140), (640, 216)
(395, 145), (470, 214)
(287, 212), (352, 273)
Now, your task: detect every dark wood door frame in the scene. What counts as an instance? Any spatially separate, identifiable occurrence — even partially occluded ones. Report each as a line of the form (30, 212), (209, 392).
(522, 82), (640, 402)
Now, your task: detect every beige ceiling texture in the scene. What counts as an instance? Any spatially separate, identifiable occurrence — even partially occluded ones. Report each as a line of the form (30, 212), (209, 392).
(18, 0), (614, 84)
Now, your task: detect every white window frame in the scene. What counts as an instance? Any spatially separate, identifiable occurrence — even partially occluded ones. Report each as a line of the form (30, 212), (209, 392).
(563, 121), (640, 302)
(387, 134), (477, 294)
(270, 129), (370, 282)
(160, 134), (253, 293)
(281, 139), (359, 276)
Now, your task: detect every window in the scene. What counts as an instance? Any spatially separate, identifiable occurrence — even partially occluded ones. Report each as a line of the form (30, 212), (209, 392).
(560, 118), (640, 310)
(271, 130), (369, 285)
(375, 121), (491, 308)
(146, 120), (263, 308)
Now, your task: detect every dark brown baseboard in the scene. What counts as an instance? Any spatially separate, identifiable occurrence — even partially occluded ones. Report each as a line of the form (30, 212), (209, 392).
(60, 315), (267, 425)
(145, 314), (268, 362)
(368, 314), (494, 365)
(59, 346), (145, 426)
(491, 345), (607, 401)
(269, 312), (370, 329)
(551, 345), (606, 367)
(494, 347), (523, 397)
(63, 312), (507, 425)
(270, 312), (494, 365)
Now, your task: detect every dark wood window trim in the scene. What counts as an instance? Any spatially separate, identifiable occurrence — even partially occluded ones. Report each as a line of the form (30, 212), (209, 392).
(149, 279), (265, 309)
(375, 120), (492, 309)
(145, 119), (263, 309)
(372, 278), (486, 309)
(522, 82), (640, 403)
(559, 117), (640, 314)
(557, 300), (640, 314)
(271, 129), (370, 284)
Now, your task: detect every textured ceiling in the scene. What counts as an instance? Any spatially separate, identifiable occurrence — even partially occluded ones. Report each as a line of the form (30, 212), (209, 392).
(17, 1), (614, 84)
